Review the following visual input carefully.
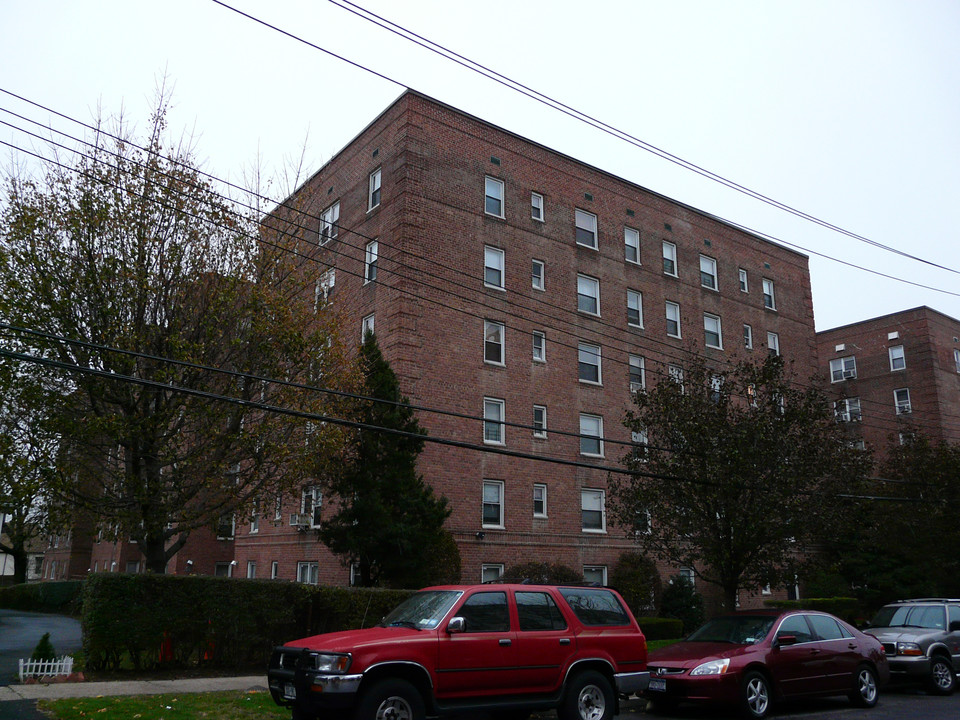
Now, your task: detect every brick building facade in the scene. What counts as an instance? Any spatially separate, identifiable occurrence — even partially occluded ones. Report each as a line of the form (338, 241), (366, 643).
(231, 90), (818, 607)
(817, 306), (960, 460)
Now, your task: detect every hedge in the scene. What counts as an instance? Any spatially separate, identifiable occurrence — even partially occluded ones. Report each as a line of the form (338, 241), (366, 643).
(764, 597), (861, 625)
(636, 616), (683, 641)
(0, 581), (83, 615)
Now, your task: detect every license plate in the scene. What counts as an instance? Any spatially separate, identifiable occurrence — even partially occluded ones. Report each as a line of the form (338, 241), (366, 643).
(283, 683), (297, 700)
(648, 678), (666, 692)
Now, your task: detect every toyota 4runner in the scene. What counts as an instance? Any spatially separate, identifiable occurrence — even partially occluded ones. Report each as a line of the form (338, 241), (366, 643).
(267, 583), (649, 720)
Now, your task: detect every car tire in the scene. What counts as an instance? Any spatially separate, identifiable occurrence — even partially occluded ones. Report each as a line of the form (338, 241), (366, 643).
(559, 670), (615, 720)
(739, 670), (772, 719)
(927, 656), (956, 696)
(354, 678), (425, 720)
(291, 708), (317, 720)
(849, 664), (879, 708)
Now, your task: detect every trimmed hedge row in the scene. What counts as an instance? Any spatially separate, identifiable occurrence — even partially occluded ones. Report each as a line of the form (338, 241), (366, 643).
(81, 575), (413, 671)
(0, 581), (83, 615)
(636, 616), (683, 641)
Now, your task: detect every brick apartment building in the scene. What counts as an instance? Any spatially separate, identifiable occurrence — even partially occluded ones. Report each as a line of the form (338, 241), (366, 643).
(817, 306), (960, 460)
(230, 89), (819, 606)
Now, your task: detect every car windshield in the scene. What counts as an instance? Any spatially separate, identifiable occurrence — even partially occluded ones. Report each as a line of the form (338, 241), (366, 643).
(871, 605), (945, 630)
(686, 615), (776, 645)
(380, 590), (463, 630)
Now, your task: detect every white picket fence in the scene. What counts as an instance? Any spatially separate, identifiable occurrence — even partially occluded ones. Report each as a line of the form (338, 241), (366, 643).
(18, 655), (74, 682)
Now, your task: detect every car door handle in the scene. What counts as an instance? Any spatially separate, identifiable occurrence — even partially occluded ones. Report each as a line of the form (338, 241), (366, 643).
(560, 639), (571, 646)
(499, 639), (511, 646)
(848, 643), (858, 650)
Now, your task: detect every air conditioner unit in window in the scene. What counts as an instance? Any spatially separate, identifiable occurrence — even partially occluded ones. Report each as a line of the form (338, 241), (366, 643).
(896, 405), (912, 415)
(842, 370), (856, 379)
(289, 513), (308, 528)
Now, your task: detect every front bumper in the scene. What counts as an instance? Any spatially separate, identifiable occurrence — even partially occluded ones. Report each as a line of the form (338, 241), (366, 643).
(643, 671), (741, 705)
(615, 671), (650, 695)
(885, 654), (932, 680)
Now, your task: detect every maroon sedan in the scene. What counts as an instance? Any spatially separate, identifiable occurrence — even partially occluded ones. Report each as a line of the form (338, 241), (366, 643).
(645, 609), (889, 718)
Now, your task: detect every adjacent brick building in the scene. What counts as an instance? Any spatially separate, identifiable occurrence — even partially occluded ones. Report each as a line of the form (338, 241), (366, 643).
(232, 89), (819, 606)
(817, 306), (960, 460)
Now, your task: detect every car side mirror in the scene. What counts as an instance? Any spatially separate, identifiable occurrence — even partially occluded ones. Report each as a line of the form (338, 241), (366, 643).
(950, 621), (960, 632)
(447, 617), (465, 634)
(775, 634), (797, 648)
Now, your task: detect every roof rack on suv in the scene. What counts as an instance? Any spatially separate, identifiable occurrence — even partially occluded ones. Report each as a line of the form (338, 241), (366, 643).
(894, 598), (960, 604)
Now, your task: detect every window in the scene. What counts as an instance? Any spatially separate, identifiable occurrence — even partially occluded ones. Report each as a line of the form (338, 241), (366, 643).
(517, 591), (566, 631)
(699, 255), (718, 290)
(577, 274), (600, 315)
(895, 388), (912, 414)
(531, 192), (544, 222)
(531, 259), (544, 290)
(830, 356), (857, 382)
(481, 564), (504, 583)
(704, 313), (722, 349)
(743, 324), (753, 349)
(484, 397), (505, 444)
(301, 485), (322, 528)
(889, 345), (906, 371)
(665, 301), (681, 338)
(533, 405), (547, 438)
(249, 503), (260, 534)
(482, 480), (504, 527)
(216, 514), (235, 540)
(532, 331), (546, 362)
(361, 313), (375, 340)
(368, 167), (381, 210)
(627, 290), (643, 328)
(271, 561), (279, 580)
(583, 566), (607, 585)
(315, 268), (336, 308)
(629, 355), (645, 392)
(631, 429), (649, 461)
(297, 562), (319, 585)
(575, 209), (598, 249)
(762, 278), (776, 310)
(578, 342), (601, 384)
(579, 414), (604, 457)
(767, 332), (780, 356)
(533, 484), (547, 518)
(485, 176), (504, 217)
(662, 241), (677, 276)
(678, 567), (696, 588)
(835, 397), (862, 422)
(274, 493), (283, 521)
(484, 320), (504, 365)
(320, 201), (340, 243)
(484, 246), (504, 289)
(247, 561), (256, 579)
(624, 227), (640, 264)
(459, 591), (510, 632)
(581, 488), (605, 532)
(364, 240), (379, 283)
(739, 268), (749, 292)
(955, 349), (960, 373)
(668, 364), (684, 390)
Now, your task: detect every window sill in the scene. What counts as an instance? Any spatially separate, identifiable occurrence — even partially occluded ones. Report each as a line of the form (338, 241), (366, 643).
(582, 528), (607, 535)
(484, 284), (507, 292)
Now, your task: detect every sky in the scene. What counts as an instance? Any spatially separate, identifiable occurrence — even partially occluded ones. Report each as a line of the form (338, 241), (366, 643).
(2, 0), (958, 332)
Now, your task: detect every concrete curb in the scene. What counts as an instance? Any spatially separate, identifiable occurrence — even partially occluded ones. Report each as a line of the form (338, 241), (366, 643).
(0, 676), (268, 702)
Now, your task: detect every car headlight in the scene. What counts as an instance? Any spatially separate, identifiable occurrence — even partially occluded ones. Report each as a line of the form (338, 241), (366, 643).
(896, 642), (924, 657)
(310, 653), (352, 673)
(690, 658), (730, 676)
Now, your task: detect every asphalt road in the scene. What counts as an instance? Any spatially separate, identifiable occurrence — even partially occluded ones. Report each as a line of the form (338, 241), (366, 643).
(0, 609), (82, 686)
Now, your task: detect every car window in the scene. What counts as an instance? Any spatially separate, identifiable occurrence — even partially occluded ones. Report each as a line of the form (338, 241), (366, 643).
(516, 592), (568, 631)
(559, 588), (630, 626)
(807, 614), (845, 641)
(457, 592), (510, 633)
(776, 615), (815, 644)
(909, 605), (946, 630)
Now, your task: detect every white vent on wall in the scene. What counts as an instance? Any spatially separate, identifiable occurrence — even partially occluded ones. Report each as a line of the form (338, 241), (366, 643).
(888, 332), (900, 340)
(835, 344), (846, 352)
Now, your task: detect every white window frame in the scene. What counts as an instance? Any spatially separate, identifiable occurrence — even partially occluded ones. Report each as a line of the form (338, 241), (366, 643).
(271, 561), (279, 580)
(627, 290), (643, 328)
(315, 268), (336, 309)
(484, 246), (505, 290)
(830, 356), (857, 382)
(246, 561), (256, 579)
(662, 241), (678, 276)
(481, 563), (504, 583)
(835, 397), (862, 423)
(364, 240), (379, 284)
(665, 301), (681, 338)
(482, 480), (505, 529)
(320, 201), (340, 244)
(532, 331), (546, 363)
(368, 167), (382, 210)
(744, 324), (753, 349)
(216, 513), (235, 540)
(578, 342), (602, 385)
(704, 313), (723, 350)
(297, 561), (319, 585)
(739, 268), (749, 292)
(531, 192), (544, 222)
(579, 414), (604, 457)
(624, 226), (640, 264)
(575, 209), (598, 249)
(767, 332), (780, 356)
(889, 345), (906, 371)
(301, 485), (322, 528)
(699, 255), (718, 290)
(485, 176), (504, 218)
(361, 313), (375, 341)
(484, 320), (505, 365)
(577, 274), (600, 315)
(894, 388), (912, 414)
(583, 565), (607, 585)
(762, 278), (777, 310)
(668, 364), (684, 391)
(484, 397), (505, 445)
(629, 355), (645, 392)
(580, 488), (606, 533)
(531, 259), (545, 291)
(955, 349), (960, 373)
(533, 405), (547, 438)
(533, 484), (547, 518)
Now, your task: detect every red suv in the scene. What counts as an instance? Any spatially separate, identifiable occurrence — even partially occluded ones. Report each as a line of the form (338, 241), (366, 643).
(267, 584), (649, 720)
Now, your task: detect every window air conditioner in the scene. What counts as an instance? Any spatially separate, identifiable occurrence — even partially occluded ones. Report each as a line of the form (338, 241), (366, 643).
(843, 370), (856, 379)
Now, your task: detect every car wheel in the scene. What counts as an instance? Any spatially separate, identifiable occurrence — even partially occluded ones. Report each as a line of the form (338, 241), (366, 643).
(354, 678), (425, 720)
(559, 670), (615, 720)
(927, 656), (956, 696)
(849, 664), (879, 708)
(739, 671), (771, 719)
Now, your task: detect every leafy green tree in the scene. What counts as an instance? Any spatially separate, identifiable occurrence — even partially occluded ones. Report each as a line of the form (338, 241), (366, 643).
(660, 574), (705, 635)
(0, 96), (352, 574)
(610, 353), (871, 611)
(319, 332), (452, 588)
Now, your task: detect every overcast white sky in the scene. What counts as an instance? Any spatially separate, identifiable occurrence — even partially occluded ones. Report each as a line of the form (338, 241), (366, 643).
(2, 0), (958, 332)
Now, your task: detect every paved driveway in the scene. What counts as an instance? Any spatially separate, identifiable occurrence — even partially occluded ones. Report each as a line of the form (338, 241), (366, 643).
(0, 609), (82, 686)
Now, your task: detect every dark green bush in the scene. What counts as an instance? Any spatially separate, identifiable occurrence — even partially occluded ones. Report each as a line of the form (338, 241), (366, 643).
(0, 581), (83, 614)
(501, 562), (582, 584)
(636, 616), (683, 641)
(660, 574), (705, 635)
(31, 632), (57, 661)
(764, 597), (861, 625)
(610, 553), (661, 618)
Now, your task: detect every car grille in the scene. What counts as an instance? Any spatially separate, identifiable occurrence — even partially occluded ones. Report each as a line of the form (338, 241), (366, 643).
(274, 648), (310, 670)
(881, 643), (897, 656)
(649, 666), (686, 676)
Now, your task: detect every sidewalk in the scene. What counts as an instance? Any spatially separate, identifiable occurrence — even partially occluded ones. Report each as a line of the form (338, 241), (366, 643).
(0, 675), (268, 702)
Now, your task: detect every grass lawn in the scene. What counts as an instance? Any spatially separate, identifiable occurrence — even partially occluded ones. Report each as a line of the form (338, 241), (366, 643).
(647, 638), (680, 652)
(40, 690), (289, 720)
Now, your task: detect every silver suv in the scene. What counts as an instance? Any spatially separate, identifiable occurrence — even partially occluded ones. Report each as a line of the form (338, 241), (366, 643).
(864, 599), (960, 695)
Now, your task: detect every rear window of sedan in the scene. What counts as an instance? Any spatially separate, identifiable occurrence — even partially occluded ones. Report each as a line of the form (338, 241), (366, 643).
(558, 588), (630, 626)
